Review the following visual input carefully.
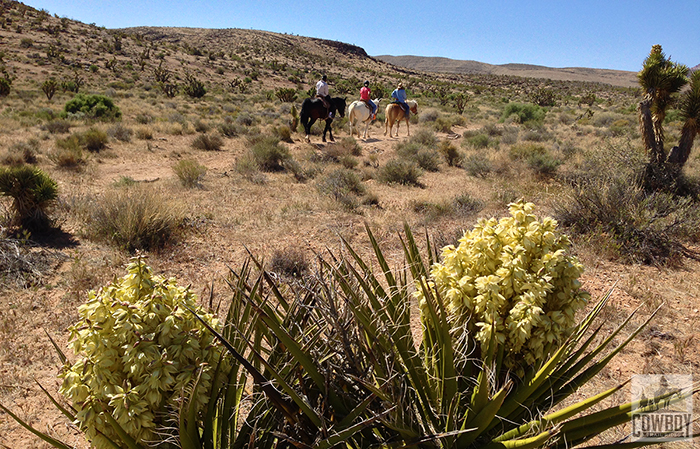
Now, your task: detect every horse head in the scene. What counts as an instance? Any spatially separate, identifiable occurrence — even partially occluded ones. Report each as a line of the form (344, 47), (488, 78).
(334, 97), (347, 118)
(408, 100), (418, 115)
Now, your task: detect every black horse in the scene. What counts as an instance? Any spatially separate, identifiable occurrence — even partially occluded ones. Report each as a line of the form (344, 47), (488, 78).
(300, 97), (346, 143)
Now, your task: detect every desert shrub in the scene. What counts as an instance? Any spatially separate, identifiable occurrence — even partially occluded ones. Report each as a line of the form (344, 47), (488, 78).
(82, 127), (108, 152)
(3, 140), (39, 166)
(250, 136), (291, 171)
(274, 125), (293, 143)
(556, 173), (700, 265)
(135, 113), (153, 124)
(529, 87), (557, 106)
(49, 145), (86, 169)
(527, 152), (562, 177)
(182, 73), (206, 98)
(0, 77), (11, 97)
(316, 168), (365, 203)
(411, 199), (454, 221)
(412, 150), (440, 172)
(270, 246), (309, 278)
(135, 126), (153, 140)
(500, 102), (545, 127)
(275, 87), (297, 103)
(465, 133), (491, 149)
(521, 127), (552, 142)
(378, 158), (423, 186)
(81, 186), (184, 251)
(173, 159), (207, 188)
(64, 93), (121, 120)
(336, 137), (362, 156)
(59, 257), (223, 448)
(235, 112), (255, 126)
(409, 129), (439, 148)
(453, 192), (483, 214)
(0, 165), (58, 231)
(43, 119), (71, 134)
(191, 133), (223, 151)
(419, 108), (439, 123)
(463, 153), (492, 178)
(41, 78), (58, 101)
(235, 153), (267, 184)
(107, 123), (132, 142)
(509, 142), (547, 161)
(193, 118), (210, 133)
(218, 120), (240, 138)
(438, 140), (463, 167)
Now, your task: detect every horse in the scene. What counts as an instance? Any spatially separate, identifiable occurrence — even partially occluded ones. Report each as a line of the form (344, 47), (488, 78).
(299, 97), (346, 143)
(347, 98), (381, 139)
(384, 100), (418, 138)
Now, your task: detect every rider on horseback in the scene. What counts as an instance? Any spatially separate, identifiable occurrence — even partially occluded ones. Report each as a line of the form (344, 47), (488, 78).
(316, 75), (333, 118)
(391, 83), (409, 119)
(360, 81), (377, 121)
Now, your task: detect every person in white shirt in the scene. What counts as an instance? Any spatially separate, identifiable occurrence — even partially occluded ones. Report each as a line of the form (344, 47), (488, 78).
(315, 75), (333, 118)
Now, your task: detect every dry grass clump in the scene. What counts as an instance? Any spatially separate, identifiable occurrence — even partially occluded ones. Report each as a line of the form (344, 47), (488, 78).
(173, 159), (207, 188)
(42, 119), (71, 134)
(316, 168), (366, 209)
(191, 133), (224, 151)
(377, 158), (423, 186)
(269, 246), (309, 278)
(249, 135), (291, 171)
(79, 185), (185, 252)
(107, 123), (133, 142)
(2, 139), (39, 166)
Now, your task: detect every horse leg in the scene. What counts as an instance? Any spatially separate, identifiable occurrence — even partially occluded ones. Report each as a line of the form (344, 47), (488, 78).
(305, 117), (317, 143)
(325, 119), (335, 142)
(406, 118), (410, 137)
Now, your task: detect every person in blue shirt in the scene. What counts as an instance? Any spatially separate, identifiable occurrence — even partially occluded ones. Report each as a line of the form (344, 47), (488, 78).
(391, 83), (409, 118)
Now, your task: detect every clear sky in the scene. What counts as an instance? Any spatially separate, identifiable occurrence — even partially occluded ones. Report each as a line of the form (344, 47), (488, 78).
(22, 0), (700, 72)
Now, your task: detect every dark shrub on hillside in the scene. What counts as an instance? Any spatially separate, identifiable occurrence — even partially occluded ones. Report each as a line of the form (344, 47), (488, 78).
(378, 159), (423, 186)
(191, 134), (223, 151)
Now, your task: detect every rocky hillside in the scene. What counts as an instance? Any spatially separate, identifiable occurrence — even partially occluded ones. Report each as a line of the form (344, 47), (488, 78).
(0, 0), (635, 105)
(375, 55), (640, 88)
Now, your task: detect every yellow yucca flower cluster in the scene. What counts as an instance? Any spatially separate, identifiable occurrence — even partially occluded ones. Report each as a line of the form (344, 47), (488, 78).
(59, 257), (223, 449)
(418, 201), (590, 372)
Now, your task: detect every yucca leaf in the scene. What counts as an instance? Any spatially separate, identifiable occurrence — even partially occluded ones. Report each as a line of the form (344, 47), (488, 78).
(458, 380), (512, 447)
(44, 329), (68, 365)
(316, 408), (394, 449)
(481, 430), (552, 449)
(35, 380), (76, 422)
(102, 411), (144, 449)
(0, 402), (75, 449)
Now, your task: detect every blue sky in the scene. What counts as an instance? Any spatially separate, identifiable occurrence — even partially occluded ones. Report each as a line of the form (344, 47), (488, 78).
(23, 0), (700, 72)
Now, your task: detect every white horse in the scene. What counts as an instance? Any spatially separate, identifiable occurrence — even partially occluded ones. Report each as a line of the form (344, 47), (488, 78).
(347, 98), (381, 139)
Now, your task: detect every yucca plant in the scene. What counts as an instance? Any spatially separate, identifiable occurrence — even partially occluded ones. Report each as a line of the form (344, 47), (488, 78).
(2, 204), (697, 449)
(0, 165), (58, 231)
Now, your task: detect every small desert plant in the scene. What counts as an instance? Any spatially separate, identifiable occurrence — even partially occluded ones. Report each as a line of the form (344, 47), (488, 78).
(41, 78), (58, 101)
(0, 165), (58, 231)
(43, 119), (71, 134)
(527, 151), (562, 177)
(135, 126), (154, 140)
(81, 186), (185, 251)
(463, 153), (492, 177)
(269, 246), (309, 278)
(316, 168), (365, 201)
(438, 140), (463, 166)
(191, 133), (223, 151)
(107, 123), (132, 142)
(173, 158), (207, 188)
(377, 158), (423, 186)
(82, 127), (109, 152)
(64, 93), (121, 120)
(0, 76), (11, 97)
(275, 87), (297, 102)
(3, 140), (39, 166)
(182, 73), (206, 98)
(250, 136), (291, 171)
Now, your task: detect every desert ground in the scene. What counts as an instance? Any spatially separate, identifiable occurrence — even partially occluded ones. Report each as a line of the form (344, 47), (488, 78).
(0, 1), (699, 448)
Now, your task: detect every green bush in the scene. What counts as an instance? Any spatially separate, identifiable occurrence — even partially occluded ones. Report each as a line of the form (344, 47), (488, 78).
(250, 136), (291, 171)
(173, 159), (207, 187)
(500, 102), (546, 127)
(316, 168), (365, 201)
(182, 73), (206, 98)
(527, 152), (562, 177)
(378, 158), (423, 186)
(0, 166), (58, 230)
(438, 140), (463, 167)
(64, 93), (121, 120)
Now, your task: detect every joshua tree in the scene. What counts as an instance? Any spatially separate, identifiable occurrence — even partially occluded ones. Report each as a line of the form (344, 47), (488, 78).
(638, 45), (700, 189)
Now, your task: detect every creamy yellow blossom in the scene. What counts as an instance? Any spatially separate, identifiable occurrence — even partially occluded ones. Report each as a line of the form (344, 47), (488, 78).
(418, 201), (590, 373)
(59, 256), (225, 449)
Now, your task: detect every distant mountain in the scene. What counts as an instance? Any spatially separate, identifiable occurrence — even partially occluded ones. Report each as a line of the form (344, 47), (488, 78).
(375, 55), (639, 88)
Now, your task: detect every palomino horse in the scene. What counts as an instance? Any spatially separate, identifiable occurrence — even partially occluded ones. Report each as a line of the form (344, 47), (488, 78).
(347, 98), (381, 139)
(384, 100), (418, 137)
(300, 97), (347, 143)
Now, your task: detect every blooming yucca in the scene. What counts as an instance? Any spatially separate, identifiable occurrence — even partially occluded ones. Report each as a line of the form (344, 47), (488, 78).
(59, 257), (223, 449)
(418, 200), (590, 372)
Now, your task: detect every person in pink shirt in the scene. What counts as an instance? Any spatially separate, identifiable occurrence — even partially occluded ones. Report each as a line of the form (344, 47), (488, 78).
(360, 80), (377, 120)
